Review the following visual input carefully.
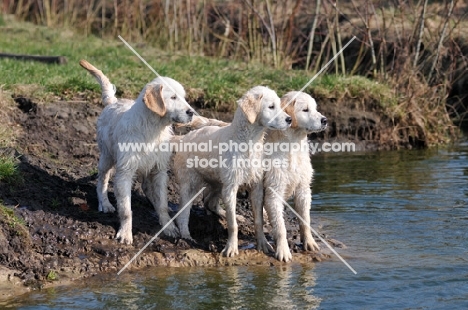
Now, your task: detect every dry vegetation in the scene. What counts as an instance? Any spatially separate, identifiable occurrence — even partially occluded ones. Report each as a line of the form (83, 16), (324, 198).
(2, 0), (467, 147)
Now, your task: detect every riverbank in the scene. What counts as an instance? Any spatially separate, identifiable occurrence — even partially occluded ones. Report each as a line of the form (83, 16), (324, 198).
(0, 14), (459, 299)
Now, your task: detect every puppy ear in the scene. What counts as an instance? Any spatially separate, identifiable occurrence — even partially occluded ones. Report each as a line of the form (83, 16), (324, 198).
(143, 84), (166, 117)
(240, 93), (262, 124)
(283, 98), (298, 128)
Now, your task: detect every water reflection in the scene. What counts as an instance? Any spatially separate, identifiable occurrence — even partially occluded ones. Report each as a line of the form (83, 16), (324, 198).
(268, 264), (320, 309)
(138, 264), (322, 309)
(4, 264), (321, 309)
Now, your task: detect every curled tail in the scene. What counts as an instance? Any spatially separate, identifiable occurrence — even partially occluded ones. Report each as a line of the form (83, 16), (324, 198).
(79, 59), (117, 105)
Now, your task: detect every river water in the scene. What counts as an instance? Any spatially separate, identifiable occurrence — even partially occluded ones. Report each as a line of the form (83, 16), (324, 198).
(3, 143), (468, 309)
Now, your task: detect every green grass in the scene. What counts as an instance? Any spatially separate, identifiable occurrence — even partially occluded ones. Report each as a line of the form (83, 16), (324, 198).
(46, 270), (58, 281)
(312, 75), (398, 107)
(0, 156), (20, 184)
(0, 203), (26, 229)
(0, 203), (29, 244)
(0, 15), (396, 110)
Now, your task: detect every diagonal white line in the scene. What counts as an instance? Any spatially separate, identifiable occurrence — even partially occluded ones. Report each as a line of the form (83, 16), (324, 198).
(117, 187), (206, 275)
(268, 36), (357, 124)
(118, 35), (200, 117)
(268, 187), (357, 274)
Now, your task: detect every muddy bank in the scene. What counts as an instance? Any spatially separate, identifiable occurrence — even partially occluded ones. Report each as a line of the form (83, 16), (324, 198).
(0, 96), (347, 299)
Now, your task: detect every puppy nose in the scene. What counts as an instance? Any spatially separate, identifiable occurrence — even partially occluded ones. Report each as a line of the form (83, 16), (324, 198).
(186, 109), (194, 117)
(321, 117), (327, 126)
(286, 116), (292, 124)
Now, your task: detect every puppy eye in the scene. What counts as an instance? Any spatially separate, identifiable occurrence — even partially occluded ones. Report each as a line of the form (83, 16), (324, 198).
(303, 108), (309, 112)
(171, 95), (177, 100)
(269, 105), (275, 110)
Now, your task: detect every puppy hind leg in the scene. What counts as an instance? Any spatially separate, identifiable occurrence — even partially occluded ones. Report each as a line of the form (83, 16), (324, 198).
(204, 187), (246, 223)
(221, 185), (240, 257)
(203, 187), (224, 217)
(142, 170), (179, 238)
(294, 186), (320, 252)
(175, 182), (198, 240)
(251, 182), (274, 254)
(264, 185), (292, 262)
(97, 155), (115, 213)
(114, 169), (135, 245)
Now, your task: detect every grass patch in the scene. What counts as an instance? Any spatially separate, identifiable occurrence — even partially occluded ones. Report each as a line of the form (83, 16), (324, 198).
(0, 16), (394, 110)
(0, 156), (20, 184)
(50, 197), (61, 209)
(0, 203), (29, 246)
(313, 75), (398, 108)
(0, 203), (26, 229)
(46, 270), (58, 281)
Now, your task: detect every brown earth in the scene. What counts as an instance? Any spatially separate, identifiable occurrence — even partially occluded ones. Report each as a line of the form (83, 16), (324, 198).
(0, 95), (351, 300)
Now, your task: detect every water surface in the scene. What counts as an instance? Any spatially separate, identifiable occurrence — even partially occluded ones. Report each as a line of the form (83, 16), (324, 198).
(4, 143), (468, 309)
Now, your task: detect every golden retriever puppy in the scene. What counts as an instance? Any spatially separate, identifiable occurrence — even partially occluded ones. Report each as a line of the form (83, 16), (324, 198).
(173, 86), (291, 257)
(80, 60), (194, 244)
(252, 91), (327, 262)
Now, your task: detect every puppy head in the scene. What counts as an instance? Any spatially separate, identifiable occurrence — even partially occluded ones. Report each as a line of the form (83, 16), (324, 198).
(239, 86), (291, 130)
(144, 77), (194, 124)
(282, 91), (327, 133)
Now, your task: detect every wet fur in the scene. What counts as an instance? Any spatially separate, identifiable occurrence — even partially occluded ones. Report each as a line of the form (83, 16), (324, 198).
(173, 86), (292, 257)
(80, 60), (194, 244)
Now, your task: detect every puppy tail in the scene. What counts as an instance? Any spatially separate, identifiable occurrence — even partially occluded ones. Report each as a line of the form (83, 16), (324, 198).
(79, 59), (117, 105)
(183, 115), (230, 130)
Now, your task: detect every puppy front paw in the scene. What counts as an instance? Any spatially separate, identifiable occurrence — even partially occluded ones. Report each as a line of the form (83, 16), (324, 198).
(116, 227), (133, 245)
(303, 235), (320, 252)
(221, 241), (239, 257)
(275, 240), (292, 262)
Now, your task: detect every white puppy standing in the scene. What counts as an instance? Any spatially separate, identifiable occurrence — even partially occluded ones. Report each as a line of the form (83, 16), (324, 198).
(80, 60), (194, 244)
(173, 86), (291, 257)
(252, 91), (327, 261)
(191, 91), (327, 262)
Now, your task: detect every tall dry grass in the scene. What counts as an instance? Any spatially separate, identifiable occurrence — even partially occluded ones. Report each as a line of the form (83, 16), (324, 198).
(3, 1), (466, 78)
(2, 0), (467, 146)
(3, 1), (466, 73)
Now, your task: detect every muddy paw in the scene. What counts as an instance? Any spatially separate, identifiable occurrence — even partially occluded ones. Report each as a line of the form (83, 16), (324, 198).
(257, 237), (274, 254)
(178, 230), (193, 241)
(162, 222), (180, 239)
(116, 228), (133, 245)
(275, 241), (292, 262)
(100, 202), (115, 213)
(221, 242), (239, 257)
(303, 237), (320, 252)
